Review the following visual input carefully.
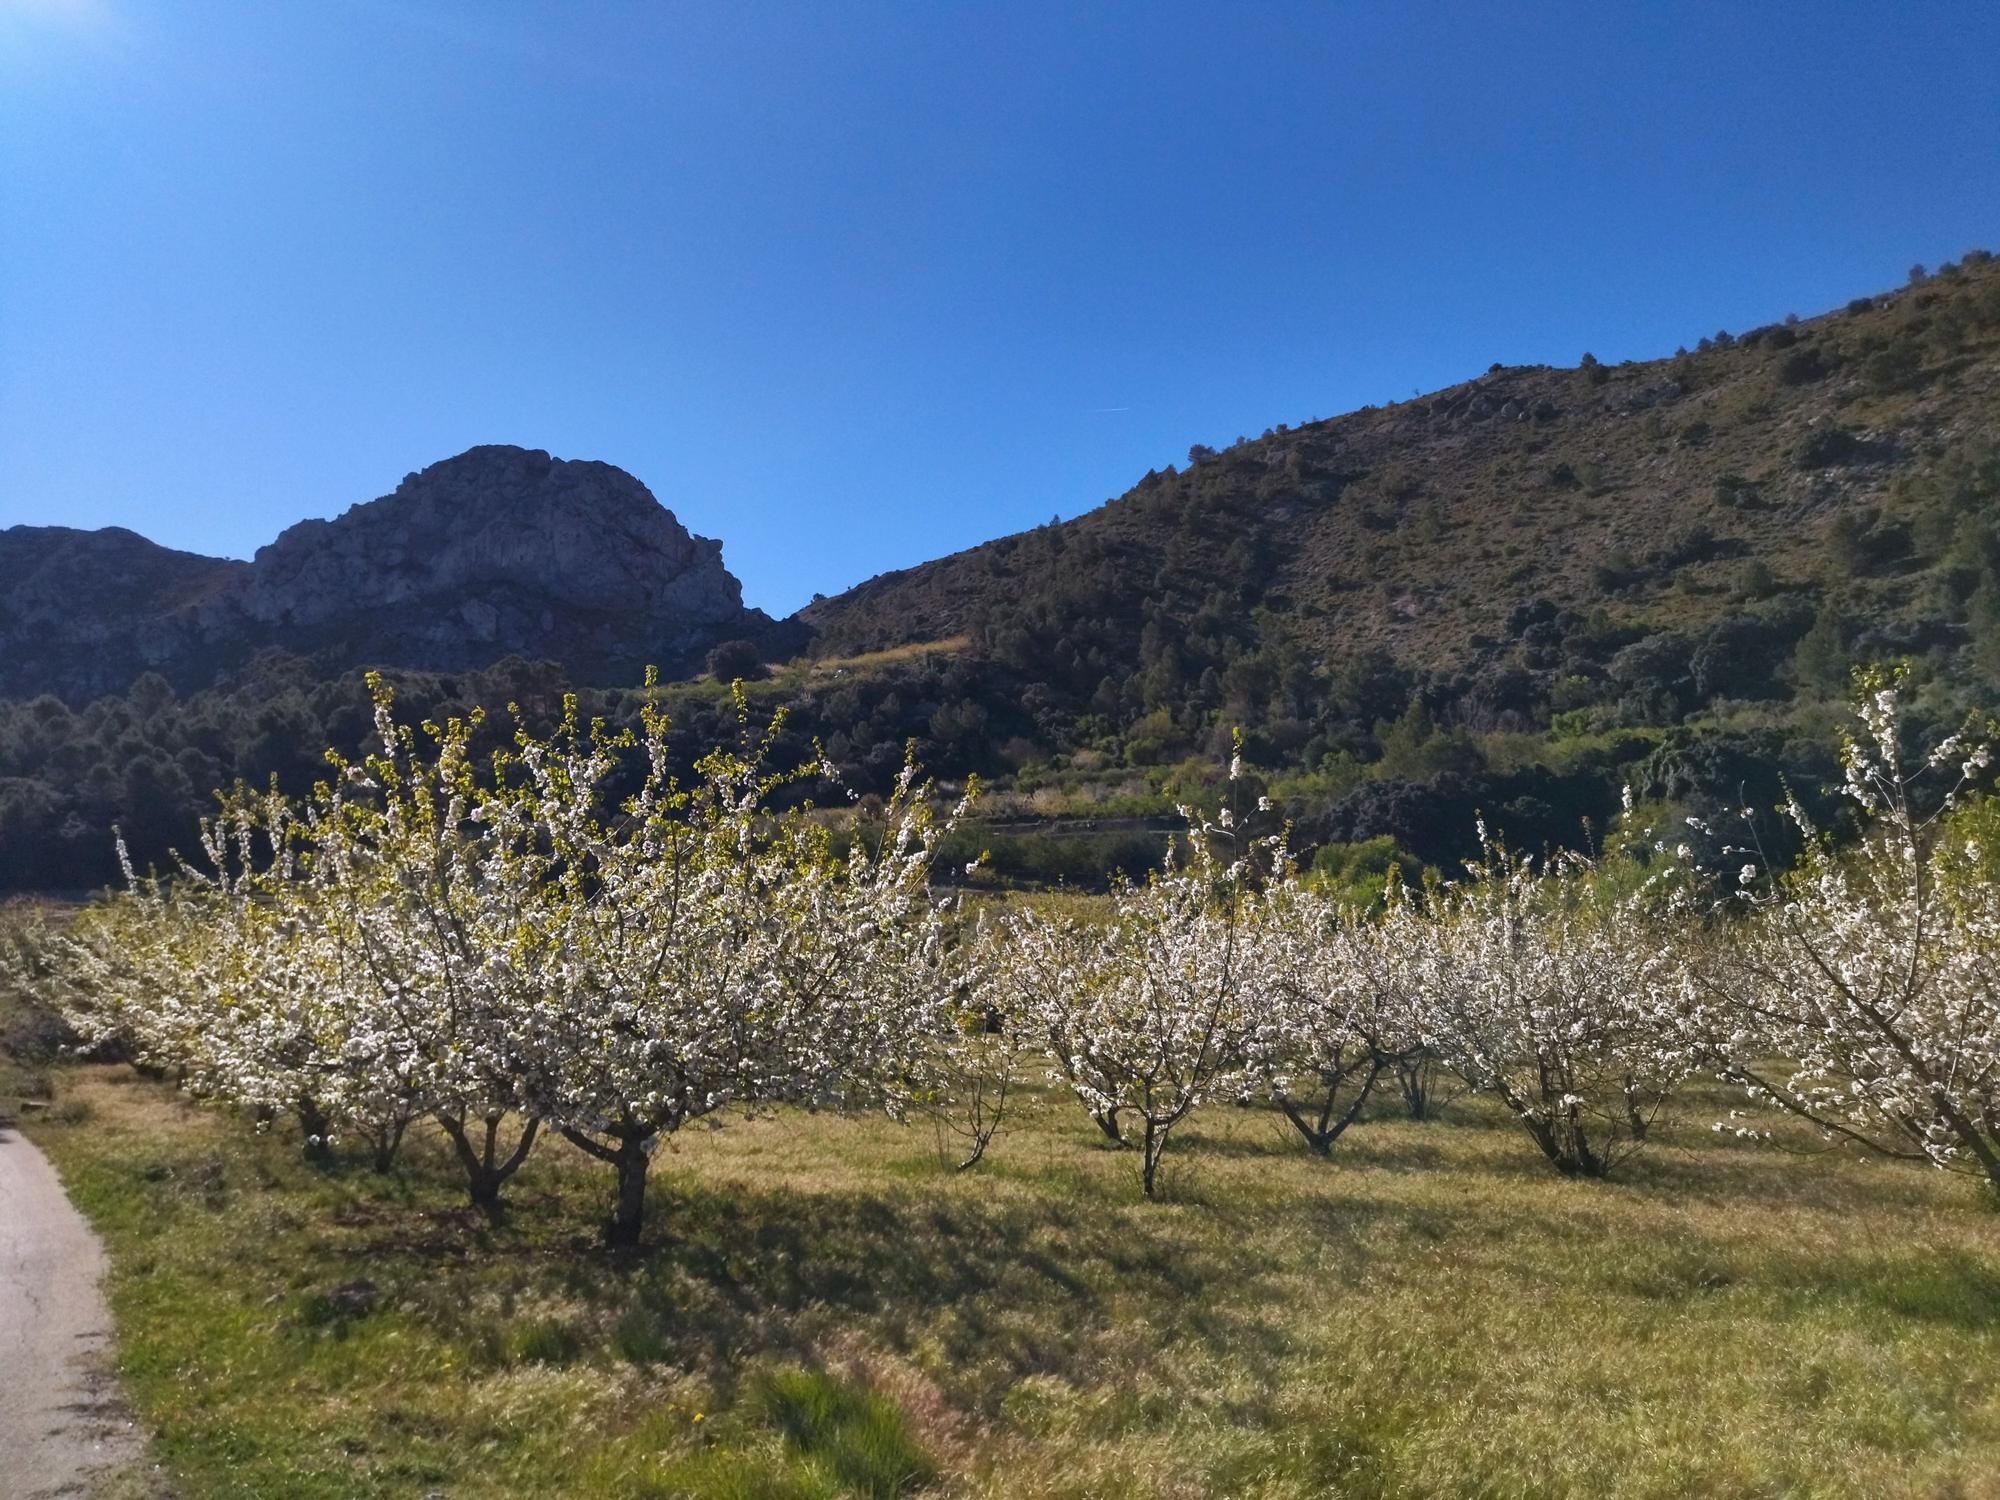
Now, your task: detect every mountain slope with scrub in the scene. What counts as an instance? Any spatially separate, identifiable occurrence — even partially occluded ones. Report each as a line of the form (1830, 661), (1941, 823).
(5, 255), (2000, 890)
(808, 252), (2000, 728)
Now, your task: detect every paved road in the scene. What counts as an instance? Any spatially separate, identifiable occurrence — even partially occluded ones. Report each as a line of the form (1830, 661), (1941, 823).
(0, 1124), (146, 1498)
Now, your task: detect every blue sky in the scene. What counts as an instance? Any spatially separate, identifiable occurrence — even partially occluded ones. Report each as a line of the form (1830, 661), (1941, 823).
(3, 2), (1997, 616)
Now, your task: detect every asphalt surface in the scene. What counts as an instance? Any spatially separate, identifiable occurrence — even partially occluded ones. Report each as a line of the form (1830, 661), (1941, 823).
(0, 1124), (146, 1498)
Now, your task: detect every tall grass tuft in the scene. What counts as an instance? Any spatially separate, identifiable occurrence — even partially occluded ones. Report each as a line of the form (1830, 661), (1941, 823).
(755, 1367), (935, 1498)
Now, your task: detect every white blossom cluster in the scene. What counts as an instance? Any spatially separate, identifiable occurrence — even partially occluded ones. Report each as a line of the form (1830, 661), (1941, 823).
(982, 802), (1260, 1196)
(983, 762), (1695, 1191)
(59, 676), (981, 1242)
(1391, 843), (1692, 1177)
(46, 670), (2000, 1223)
(1675, 671), (2000, 1189)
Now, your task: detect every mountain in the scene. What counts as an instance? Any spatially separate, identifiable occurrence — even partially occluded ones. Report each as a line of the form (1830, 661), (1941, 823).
(5, 256), (1999, 892)
(804, 253), (2000, 709)
(0, 445), (780, 700)
(0, 527), (242, 700)
(14, 259), (1996, 713)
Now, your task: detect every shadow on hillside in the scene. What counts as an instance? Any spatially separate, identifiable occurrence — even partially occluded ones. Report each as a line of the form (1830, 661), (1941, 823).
(1611, 1127), (1982, 1218)
(164, 1083), (2000, 1400)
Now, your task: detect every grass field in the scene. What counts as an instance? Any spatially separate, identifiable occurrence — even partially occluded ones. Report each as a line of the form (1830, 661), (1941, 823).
(25, 1063), (2000, 1500)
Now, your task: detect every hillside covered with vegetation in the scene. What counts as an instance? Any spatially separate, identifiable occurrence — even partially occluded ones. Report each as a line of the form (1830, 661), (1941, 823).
(4, 255), (1998, 891)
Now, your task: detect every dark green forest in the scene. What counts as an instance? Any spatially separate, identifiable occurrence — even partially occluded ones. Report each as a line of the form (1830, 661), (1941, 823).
(0, 610), (1959, 894)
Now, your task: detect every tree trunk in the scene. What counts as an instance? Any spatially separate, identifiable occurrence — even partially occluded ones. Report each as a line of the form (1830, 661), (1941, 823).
(609, 1135), (649, 1246)
(558, 1124), (657, 1246)
(1624, 1085), (1651, 1144)
(1397, 1056), (1432, 1120)
(1280, 1067), (1380, 1158)
(438, 1111), (540, 1213)
(1090, 1106), (1126, 1146)
(368, 1110), (411, 1173)
(1280, 1099), (1335, 1157)
(297, 1097), (334, 1166)
(1563, 1109), (1607, 1177)
(1523, 1113), (1606, 1178)
(1140, 1119), (1163, 1198)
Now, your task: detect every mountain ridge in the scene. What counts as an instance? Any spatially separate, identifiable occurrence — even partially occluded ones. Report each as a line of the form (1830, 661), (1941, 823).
(7, 253), (1999, 738)
(802, 255), (2000, 682)
(0, 445), (782, 701)
(5, 254), (2000, 891)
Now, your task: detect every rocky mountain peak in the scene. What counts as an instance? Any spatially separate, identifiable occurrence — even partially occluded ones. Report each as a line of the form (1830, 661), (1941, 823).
(239, 445), (744, 635)
(0, 445), (778, 699)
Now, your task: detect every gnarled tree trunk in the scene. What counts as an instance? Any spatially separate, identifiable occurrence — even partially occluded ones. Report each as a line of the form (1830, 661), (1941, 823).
(437, 1110), (541, 1211)
(1277, 1062), (1381, 1157)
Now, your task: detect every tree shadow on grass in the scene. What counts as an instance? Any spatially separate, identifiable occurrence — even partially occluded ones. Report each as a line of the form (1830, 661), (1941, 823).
(1332, 1132), (1455, 1174)
(296, 1112), (2000, 1418)
(407, 1175), (1310, 1405)
(1613, 1127), (1983, 1219)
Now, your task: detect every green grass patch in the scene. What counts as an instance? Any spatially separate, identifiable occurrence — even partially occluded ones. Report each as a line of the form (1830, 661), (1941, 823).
(24, 1067), (2000, 1498)
(757, 1367), (936, 1498)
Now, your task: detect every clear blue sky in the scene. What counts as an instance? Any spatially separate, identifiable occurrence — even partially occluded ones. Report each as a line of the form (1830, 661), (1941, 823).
(3, 2), (1997, 616)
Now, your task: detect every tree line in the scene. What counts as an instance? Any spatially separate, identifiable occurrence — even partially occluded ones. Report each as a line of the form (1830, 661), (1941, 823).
(13, 668), (2000, 1248)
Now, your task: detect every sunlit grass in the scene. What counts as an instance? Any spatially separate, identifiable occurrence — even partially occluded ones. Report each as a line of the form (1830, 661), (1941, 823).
(27, 1064), (2000, 1498)
(797, 637), (972, 674)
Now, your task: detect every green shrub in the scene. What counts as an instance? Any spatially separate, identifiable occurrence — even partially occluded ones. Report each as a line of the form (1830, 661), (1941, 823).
(1777, 345), (1832, 385)
(1713, 473), (1762, 510)
(1306, 837), (1425, 909)
(1796, 426), (1866, 470)
(1865, 341), (1923, 392)
(510, 1318), (586, 1366)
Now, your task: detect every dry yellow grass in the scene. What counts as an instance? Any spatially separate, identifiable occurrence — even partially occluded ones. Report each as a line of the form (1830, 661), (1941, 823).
(797, 637), (972, 675)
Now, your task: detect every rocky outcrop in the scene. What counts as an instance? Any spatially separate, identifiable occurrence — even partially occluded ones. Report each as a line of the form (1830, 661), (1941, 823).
(0, 446), (776, 700)
(221, 445), (758, 673)
(0, 527), (243, 699)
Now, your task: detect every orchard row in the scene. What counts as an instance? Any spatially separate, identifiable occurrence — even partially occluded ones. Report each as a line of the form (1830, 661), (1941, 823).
(26, 671), (2000, 1242)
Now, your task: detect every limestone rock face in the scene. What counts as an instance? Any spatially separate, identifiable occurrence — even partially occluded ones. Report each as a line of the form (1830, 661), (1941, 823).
(225, 445), (753, 671)
(0, 446), (775, 699)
